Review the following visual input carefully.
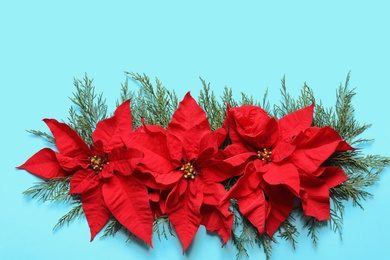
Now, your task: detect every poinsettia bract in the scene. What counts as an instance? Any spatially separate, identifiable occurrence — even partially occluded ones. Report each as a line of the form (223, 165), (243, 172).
(18, 101), (154, 246)
(126, 93), (237, 252)
(223, 104), (353, 236)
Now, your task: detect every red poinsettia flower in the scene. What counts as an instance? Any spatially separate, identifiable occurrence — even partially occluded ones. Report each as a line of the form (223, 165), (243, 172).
(18, 101), (154, 246)
(126, 93), (237, 252)
(223, 104), (352, 236)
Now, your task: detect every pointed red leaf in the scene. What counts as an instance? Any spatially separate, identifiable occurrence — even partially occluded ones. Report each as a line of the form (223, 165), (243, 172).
(182, 125), (209, 161)
(168, 92), (210, 140)
(290, 126), (345, 173)
(238, 188), (268, 235)
(17, 148), (69, 179)
(55, 152), (88, 171)
(262, 162), (300, 196)
(299, 174), (330, 220)
(92, 100), (133, 151)
(69, 169), (99, 194)
(200, 204), (233, 244)
(166, 181), (203, 253)
(92, 116), (117, 150)
(167, 132), (184, 163)
(108, 147), (143, 176)
(318, 166), (348, 188)
(129, 126), (177, 175)
(201, 181), (226, 206)
(43, 119), (90, 157)
(224, 162), (262, 200)
(264, 185), (295, 236)
(81, 183), (111, 241)
(213, 126), (228, 147)
(271, 141), (296, 162)
(103, 174), (153, 247)
(277, 103), (314, 142)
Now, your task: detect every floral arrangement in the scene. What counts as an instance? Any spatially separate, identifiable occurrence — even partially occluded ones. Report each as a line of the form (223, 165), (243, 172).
(18, 72), (389, 259)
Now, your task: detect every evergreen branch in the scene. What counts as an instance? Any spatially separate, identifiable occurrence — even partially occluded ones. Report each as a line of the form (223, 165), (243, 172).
(53, 203), (84, 231)
(303, 217), (322, 246)
(198, 78), (226, 131)
(67, 74), (108, 145)
(222, 86), (238, 108)
(278, 217), (299, 250)
(153, 215), (175, 241)
(125, 72), (178, 128)
(260, 235), (274, 260)
(116, 77), (132, 106)
(101, 218), (124, 238)
(240, 92), (258, 106)
(26, 129), (55, 144)
(261, 88), (271, 112)
(329, 208), (343, 240)
(23, 177), (72, 203)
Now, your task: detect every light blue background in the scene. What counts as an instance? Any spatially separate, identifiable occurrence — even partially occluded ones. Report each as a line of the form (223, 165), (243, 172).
(1, 1), (390, 259)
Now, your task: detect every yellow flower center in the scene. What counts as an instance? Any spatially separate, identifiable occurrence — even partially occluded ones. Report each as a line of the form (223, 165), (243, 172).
(181, 162), (196, 180)
(257, 148), (272, 162)
(90, 155), (108, 173)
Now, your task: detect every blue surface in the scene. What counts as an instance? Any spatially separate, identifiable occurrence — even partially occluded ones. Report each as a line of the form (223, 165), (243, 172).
(1, 1), (390, 259)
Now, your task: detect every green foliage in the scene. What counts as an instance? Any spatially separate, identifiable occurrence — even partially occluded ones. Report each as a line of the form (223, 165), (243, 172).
(53, 204), (84, 231)
(26, 129), (55, 144)
(23, 72), (389, 259)
(68, 74), (108, 145)
(124, 72), (179, 128)
(153, 215), (175, 241)
(278, 216), (299, 249)
(23, 177), (72, 203)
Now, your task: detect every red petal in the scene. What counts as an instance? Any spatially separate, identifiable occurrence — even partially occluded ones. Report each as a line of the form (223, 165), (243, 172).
(213, 126), (228, 147)
(103, 174), (153, 247)
(81, 183), (111, 241)
(69, 169), (99, 194)
(236, 188), (267, 235)
(228, 105), (270, 139)
(17, 148), (69, 179)
(271, 141), (296, 162)
(149, 189), (168, 217)
(336, 140), (355, 151)
(92, 117), (117, 149)
(318, 166), (348, 188)
(200, 204), (233, 244)
(168, 92), (210, 140)
(167, 133), (184, 163)
(166, 181), (203, 253)
(193, 146), (215, 170)
(299, 174), (330, 220)
(202, 181), (226, 205)
(108, 147), (143, 176)
(277, 103), (314, 143)
(55, 152), (88, 171)
(290, 126), (345, 173)
(264, 184), (295, 236)
(214, 144), (255, 180)
(132, 167), (173, 189)
(43, 119), (90, 157)
(222, 162), (261, 204)
(228, 105), (278, 149)
(262, 162), (300, 196)
(182, 125), (210, 161)
(92, 100), (133, 151)
(130, 126), (176, 175)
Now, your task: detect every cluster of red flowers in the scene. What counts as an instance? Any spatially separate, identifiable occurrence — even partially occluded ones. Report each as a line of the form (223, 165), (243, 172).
(18, 92), (353, 252)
